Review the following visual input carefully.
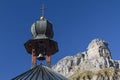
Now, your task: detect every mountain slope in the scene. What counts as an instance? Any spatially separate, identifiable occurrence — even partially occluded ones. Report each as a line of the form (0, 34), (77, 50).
(52, 39), (120, 80)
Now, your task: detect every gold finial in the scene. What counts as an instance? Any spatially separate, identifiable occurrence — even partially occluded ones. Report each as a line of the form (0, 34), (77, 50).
(40, 16), (45, 20)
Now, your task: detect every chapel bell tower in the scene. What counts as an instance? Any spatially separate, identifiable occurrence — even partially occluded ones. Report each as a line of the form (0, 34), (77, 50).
(24, 5), (58, 68)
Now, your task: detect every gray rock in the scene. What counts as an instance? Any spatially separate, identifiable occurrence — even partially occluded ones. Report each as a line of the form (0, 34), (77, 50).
(87, 39), (112, 59)
(52, 38), (120, 80)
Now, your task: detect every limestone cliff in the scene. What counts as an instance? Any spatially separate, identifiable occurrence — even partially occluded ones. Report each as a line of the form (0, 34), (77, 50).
(52, 39), (120, 80)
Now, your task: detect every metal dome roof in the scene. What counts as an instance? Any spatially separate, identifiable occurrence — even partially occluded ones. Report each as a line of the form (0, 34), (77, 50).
(12, 65), (68, 80)
(31, 16), (54, 39)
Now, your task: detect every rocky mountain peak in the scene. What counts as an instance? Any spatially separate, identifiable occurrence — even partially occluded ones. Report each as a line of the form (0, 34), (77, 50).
(53, 38), (120, 80)
(87, 39), (108, 49)
(87, 38), (112, 59)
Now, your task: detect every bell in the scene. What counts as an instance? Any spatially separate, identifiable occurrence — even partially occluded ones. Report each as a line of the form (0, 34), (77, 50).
(37, 54), (45, 60)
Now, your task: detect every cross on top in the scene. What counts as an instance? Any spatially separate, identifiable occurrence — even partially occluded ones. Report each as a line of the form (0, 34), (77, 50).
(40, 4), (47, 17)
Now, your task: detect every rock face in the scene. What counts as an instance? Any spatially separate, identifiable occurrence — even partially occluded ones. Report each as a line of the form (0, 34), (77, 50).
(52, 39), (120, 80)
(87, 39), (112, 59)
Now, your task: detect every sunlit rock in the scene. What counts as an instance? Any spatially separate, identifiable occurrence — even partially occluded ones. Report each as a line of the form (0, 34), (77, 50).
(53, 38), (120, 80)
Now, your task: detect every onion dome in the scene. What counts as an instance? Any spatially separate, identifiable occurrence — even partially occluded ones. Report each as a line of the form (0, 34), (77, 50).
(31, 16), (54, 39)
(12, 65), (68, 80)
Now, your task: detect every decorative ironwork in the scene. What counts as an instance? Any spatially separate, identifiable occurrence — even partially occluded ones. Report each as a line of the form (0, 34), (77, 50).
(40, 4), (47, 17)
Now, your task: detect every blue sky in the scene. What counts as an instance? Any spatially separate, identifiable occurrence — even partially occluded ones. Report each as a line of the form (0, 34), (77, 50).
(0, 0), (120, 79)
